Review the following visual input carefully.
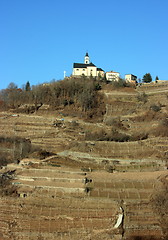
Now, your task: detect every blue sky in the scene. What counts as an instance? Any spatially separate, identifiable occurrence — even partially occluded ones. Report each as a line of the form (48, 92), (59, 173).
(0, 0), (168, 89)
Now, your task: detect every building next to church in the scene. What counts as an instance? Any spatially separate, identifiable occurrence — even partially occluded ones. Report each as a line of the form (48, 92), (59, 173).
(106, 71), (120, 81)
(72, 53), (105, 78)
(72, 53), (138, 83)
(125, 74), (137, 83)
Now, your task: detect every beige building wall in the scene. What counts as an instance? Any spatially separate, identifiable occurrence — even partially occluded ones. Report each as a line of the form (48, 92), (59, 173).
(73, 68), (86, 76)
(125, 74), (131, 82)
(125, 74), (137, 82)
(73, 66), (104, 77)
(87, 66), (97, 77)
(106, 71), (120, 81)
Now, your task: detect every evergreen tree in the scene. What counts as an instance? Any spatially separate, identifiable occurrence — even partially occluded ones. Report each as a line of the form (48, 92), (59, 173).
(155, 76), (159, 82)
(142, 73), (152, 83)
(25, 81), (31, 91)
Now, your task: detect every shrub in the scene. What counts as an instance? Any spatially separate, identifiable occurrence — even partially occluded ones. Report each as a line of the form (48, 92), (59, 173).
(94, 83), (102, 90)
(85, 128), (130, 142)
(85, 129), (107, 141)
(63, 99), (68, 106)
(132, 110), (165, 122)
(137, 92), (148, 103)
(85, 127), (149, 142)
(37, 150), (55, 160)
(111, 78), (127, 88)
(130, 132), (148, 141)
(150, 104), (161, 112)
(65, 120), (79, 129)
(153, 117), (168, 137)
(0, 170), (17, 196)
(0, 154), (9, 167)
(104, 117), (126, 130)
(107, 129), (130, 142)
(104, 117), (117, 126)
(106, 165), (116, 173)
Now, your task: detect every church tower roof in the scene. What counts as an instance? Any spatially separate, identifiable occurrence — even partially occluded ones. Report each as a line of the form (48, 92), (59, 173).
(84, 52), (90, 64)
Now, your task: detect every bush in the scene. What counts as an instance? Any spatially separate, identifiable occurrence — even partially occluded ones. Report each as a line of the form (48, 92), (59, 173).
(104, 117), (127, 130)
(85, 127), (148, 142)
(0, 154), (9, 168)
(85, 128), (130, 142)
(137, 92), (148, 103)
(150, 104), (161, 112)
(85, 128), (107, 141)
(63, 99), (68, 106)
(132, 110), (165, 122)
(36, 150), (55, 160)
(0, 170), (17, 196)
(94, 83), (102, 90)
(130, 132), (148, 141)
(153, 117), (168, 137)
(108, 129), (130, 142)
(111, 78), (127, 88)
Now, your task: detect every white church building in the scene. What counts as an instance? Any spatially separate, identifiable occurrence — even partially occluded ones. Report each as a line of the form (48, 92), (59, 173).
(72, 53), (105, 78)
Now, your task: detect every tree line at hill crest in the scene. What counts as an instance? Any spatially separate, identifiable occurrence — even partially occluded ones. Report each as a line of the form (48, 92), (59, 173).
(0, 77), (133, 118)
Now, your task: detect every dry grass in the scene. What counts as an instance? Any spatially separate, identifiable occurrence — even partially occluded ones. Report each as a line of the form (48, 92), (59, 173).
(104, 116), (128, 130)
(151, 175), (168, 239)
(152, 117), (168, 137)
(0, 84), (167, 239)
(132, 110), (166, 122)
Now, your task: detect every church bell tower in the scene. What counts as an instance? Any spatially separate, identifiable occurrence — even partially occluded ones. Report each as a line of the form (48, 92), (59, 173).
(84, 52), (90, 64)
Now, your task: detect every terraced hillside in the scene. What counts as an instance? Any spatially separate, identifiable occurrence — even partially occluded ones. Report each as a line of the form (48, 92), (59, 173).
(0, 83), (168, 239)
(0, 161), (121, 240)
(0, 113), (72, 153)
(0, 160), (167, 240)
(0, 111), (167, 166)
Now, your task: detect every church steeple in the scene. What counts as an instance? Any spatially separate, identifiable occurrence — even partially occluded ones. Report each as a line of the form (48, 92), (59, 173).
(84, 52), (90, 64)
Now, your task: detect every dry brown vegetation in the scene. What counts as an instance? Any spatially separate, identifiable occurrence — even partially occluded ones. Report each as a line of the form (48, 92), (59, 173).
(151, 175), (168, 239)
(0, 170), (17, 197)
(0, 80), (168, 239)
(152, 117), (168, 137)
(0, 78), (105, 120)
(0, 136), (31, 167)
(131, 110), (167, 122)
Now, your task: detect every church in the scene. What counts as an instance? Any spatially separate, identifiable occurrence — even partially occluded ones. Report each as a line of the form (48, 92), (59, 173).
(72, 53), (105, 78)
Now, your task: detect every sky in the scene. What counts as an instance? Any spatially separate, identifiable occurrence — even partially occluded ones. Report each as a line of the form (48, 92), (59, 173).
(0, 0), (168, 89)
